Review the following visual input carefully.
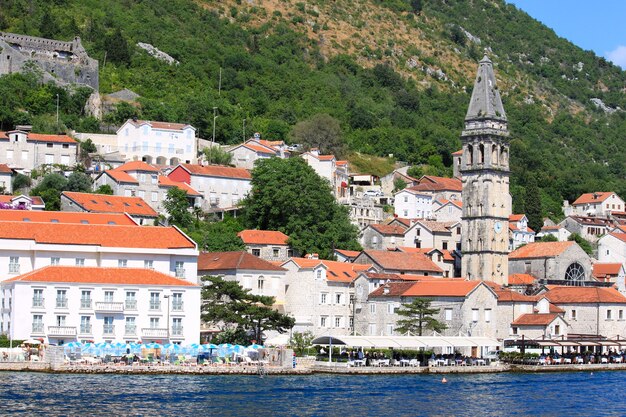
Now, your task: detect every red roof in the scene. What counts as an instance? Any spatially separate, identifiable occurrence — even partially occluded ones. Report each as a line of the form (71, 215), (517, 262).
(370, 280), (483, 297)
(509, 241), (575, 259)
(361, 271), (462, 282)
(608, 233), (626, 243)
(335, 249), (361, 258)
(592, 263), (623, 279)
(62, 192), (158, 217)
(0, 210), (136, 225)
(180, 164), (251, 179)
(243, 143), (276, 155)
(512, 313), (561, 326)
(238, 230), (289, 245)
(104, 169), (139, 184)
(396, 247), (454, 262)
(573, 192), (615, 205)
(4, 266), (196, 286)
(128, 120), (191, 131)
(0, 164), (12, 174)
(407, 176), (462, 193)
(361, 250), (443, 273)
(287, 258), (371, 282)
(0, 195), (44, 206)
(370, 224), (407, 236)
(0, 131), (76, 144)
(509, 214), (526, 222)
(452, 150), (463, 156)
(543, 286), (626, 304)
(198, 251), (286, 272)
(508, 273), (535, 285)
(0, 221), (195, 249)
(116, 161), (160, 172)
(158, 176), (202, 196)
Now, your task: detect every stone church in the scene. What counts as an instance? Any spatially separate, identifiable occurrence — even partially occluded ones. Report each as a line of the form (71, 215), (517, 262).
(460, 56), (512, 285)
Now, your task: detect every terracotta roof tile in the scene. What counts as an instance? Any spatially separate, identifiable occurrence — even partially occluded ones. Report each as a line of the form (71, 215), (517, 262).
(573, 192), (615, 205)
(335, 249), (361, 258)
(0, 210), (136, 225)
(0, 195), (44, 206)
(509, 241), (575, 259)
(414, 220), (458, 233)
(62, 192), (158, 217)
(609, 233), (626, 243)
(407, 176), (462, 193)
(238, 230), (289, 245)
(0, 131), (76, 144)
(549, 303), (565, 313)
(287, 258), (371, 282)
(181, 164), (251, 179)
(512, 313), (560, 326)
(508, 273), (536, 285)
(0, 221), (195, 249)
(128, 120), (191, 131)
(509, 214), (525, 221)
(592, 263), (624, 279)
(370, 280), (482, 297)
(243, 143), (276, 154)
(104, 169), (139, 184)
(0, 164), (12, 173)
(158, 176), (202, 196)
(362, 250), (443, 273)
(370, 224), (407, 236)
(198, 251), (286, 272)
(452, 150), (463, 156)
(4, 266), (197, 286)
(493, 287), (537, 302)
(543, 286), (626, 304)
(116, 161), (160, 172)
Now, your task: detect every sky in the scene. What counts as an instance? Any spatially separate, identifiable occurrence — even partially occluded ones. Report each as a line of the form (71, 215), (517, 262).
(507, 1), (626, 68)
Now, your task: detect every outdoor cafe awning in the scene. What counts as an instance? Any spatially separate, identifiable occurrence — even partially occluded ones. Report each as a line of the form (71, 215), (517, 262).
(311, 335), (500, 349)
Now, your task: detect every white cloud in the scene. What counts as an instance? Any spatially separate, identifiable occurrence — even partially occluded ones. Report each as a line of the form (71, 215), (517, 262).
(606, 45), (626, 68)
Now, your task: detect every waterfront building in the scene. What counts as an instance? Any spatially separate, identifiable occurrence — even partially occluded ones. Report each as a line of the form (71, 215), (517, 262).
(0, 266), (200, 345)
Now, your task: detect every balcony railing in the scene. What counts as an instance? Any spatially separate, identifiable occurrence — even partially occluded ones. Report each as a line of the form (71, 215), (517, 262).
(103, 324), (115, 335)
(125, 325), (136, 335)
(141, 328), (168, 338)
(172, 301), (184, 312)
(9, 263), (20, 274)
(79, 325), (92, 335)
(175, 268), (185, 278)
(32, 298), (45, 308)
(125, 300), (137, 310)
(80, 300), (92, 309)
(56, 298), (68, 308)
(149, 301), (161, 311)
(171, 327), (183, 337)
(32, 323), (44, 334)
(95, 301), (124, 312)
(48, 326), (77, 336)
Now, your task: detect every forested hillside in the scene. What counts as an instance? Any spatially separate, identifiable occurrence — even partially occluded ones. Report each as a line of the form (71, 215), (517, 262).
(0, 0), (624, 220)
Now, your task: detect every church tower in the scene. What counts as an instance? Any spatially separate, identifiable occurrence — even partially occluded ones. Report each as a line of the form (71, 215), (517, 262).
(461, 56), (511, 284)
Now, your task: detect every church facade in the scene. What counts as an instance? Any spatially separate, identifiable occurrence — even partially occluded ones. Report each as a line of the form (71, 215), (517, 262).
(461, 56), (512, 284)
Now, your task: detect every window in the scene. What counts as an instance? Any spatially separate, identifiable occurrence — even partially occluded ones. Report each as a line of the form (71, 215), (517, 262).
(387, 324), (394, 335)
(61, 155), (70, 165)
(404, 196), (408, 203)
(124, 189), (132, 197)
(403, 210), (408, 217)
(335, 293), (343, 305)
(370, 304), (376, 314)
(369, 323), (377, 335)
(142, 141), (148, 151)
(32, 315), (44, 333)
(607, 310), (612, 320)
(620, 310), (624, 320)
(316, 270), (322, 280)
(149, 317), (160, 329)
(445, 308), (452, 321)
(51, 257), (60, 266)
(172, 293), (183, 311)
(320, 293), (328, 304)
(320, 316), (327, 327)
(55, 315), (66, 327)
(272, 248), (280, 257)
(56, 290), (68, 308)
(168, 144), (175, 154)
(125, 317), (136, 335)
(150, 191), (158, 202)
(175, 261), (185, 278)
(104, 291), (114, 302)
(257, 276), (265, 292)
(387, 303), (395, 314)
(172, 318), (183, 335)
(45, 154), (54, 164)
(155, 143), (162, 152)
(252, 249), (261, 257)
(335, 317), (342, 328)
(32, 289), (44, 308)
(9, 256), (19, 274)
(512, 326), (518, 335)
(442, 241), (448, 250)
(150, 292), (160, 310)
(80, 290), (91, 309)
(76, 258), (85, 267)
(118, 259), (127, 268)
(6, 149), (13, 159)
(103, 317), (114, 334)
(80, 316), (91, 334)
(416, 228), (421, 236)
(565, 263), (585, 283)
(125, 292), (137, 310)
(485, 309), (492, 323)
(21, 150), (28, 161)
(571, 310), (577, 320)
(144, 260), (154, 269)
(471, 309), (479, 322)
(554, 325), (561, 335)
(138, 190), (145, 199)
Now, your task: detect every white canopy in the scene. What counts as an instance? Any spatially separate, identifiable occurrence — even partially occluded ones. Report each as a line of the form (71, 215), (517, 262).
(311, 335), (500, 349)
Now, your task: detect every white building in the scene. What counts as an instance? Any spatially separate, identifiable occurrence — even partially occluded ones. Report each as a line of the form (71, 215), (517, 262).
(508, 214), (535, 251)
(117, 119), (197, 165)
(403, 220), (462, 252)
(0, 164), (12, 193)
(393, 188), (433, 219)
(536, 225), (571, 242)
(228, 135), (290, 170)
(167, 163), (251, 214)
(599, 233), (626, 266)
(0, 266), (200, 345)
(567, 192), (625, 217)
(0, 130), (78, 172)
(433, 199), (462, 222)
(301, 149), (349, 201)
(0, 220), (198, 283)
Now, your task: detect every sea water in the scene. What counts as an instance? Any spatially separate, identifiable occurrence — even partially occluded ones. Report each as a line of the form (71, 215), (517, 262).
(0, 371), (622, 416)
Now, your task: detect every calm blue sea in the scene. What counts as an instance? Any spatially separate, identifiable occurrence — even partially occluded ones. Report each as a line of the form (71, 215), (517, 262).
(0, 371), (622, 416)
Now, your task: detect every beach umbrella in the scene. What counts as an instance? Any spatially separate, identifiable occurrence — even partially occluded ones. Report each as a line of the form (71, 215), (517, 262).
(64, 341), (82, 352)
(82, 342), (96, 353)
(147, 342), (163, 349)
(164, 343), (181, 352)
(202, 343), (218, 352)
(218, 343), (234, 357)
(233, 345), (246, 354)
(247, 344), (263, 350)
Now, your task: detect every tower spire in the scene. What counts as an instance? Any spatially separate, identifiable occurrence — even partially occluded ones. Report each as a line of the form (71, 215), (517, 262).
(465, 55), (506, 122)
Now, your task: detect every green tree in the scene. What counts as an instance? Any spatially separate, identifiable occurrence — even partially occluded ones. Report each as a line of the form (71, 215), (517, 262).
(104, 28), (132, 66)
(187, 216), (245, 252)
(201, 276), (294, 344)
(95, 184), (114, 195)
(243, 158), (360, 259)
(202, 146), (233, 166)
(291, 331), (314, 356)
(406, 165), (423, 179)
(12, 174), (31, 192)
(31, 173), (68, 211)
(393, 177), (407, 193)
(66, 172), (92, 192)
(524, 175), (543, 233)
(539, 234), (558, 242)
(568, 233), (594, 255)
(163, 187), (193, 228)
(395, 298), (447, 336)
(291, 114), (344, 157)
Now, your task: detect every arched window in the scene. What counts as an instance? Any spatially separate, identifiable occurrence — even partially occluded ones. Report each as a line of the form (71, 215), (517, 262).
(492, 145), (498, 165)
(467, 145), (473, 165)
(565, 263), (585, 284)
(500, 148), (508, 166)
(479, 144), (485, 164)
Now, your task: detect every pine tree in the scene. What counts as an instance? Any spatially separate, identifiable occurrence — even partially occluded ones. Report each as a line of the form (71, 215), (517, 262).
(395, 298), (447, 336)
(524, 175), (543, 233)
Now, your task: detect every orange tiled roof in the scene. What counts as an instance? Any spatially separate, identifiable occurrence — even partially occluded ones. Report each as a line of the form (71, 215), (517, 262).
(158, 176), (202, 196)
(0, 131), (76, 144)
(549, 303), (565, 313)
(287, 258), (371, 282)
(592, 263), (623, 278)
(116, 161), (160, 172)
(609, 233), (626, 243)
(509, 214), (525, 222)
(243, 143), (276, 155)
(104, 169), (139, 184)
(0, 221), (195, 249)
(509, 241), (575, 259)
(0, 164), (12, 173)
(414, 220), (458, 233)
(0, 195), (44, 206)
(128, 120), (191, 131)
(335, 249), (361, 258)
(370, 223), (407, 236)
(238, 230), (289, 245)
(4, 266), (197, 286)
(370, 280), (482, 297)
(573, 192), (615, 205)
(361, 271), (462, 282)
(362, 250), (443, 273)
(452, 150), (463, 156)
(493, 287), (536, 302)
(0, 210), (136, 225)
(512, 313), (560, 326)
(543, 286), (626, 304)
(508, 273), (535, 285)
(407, 176), (462, 192)
(181, 164), (251, 179)
(392, 218), (414, 227)
(62, 192), (158, 217)
(395, 247), (455, 262)
(198, 251), (286, 272)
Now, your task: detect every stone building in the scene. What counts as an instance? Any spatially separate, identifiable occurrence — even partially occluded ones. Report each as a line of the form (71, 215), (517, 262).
(0, 32), (99, 90)
(353, 250), (443, 276)
(360, 223), (407, 251)
(0, 164), (12, 193)
(0, 130), (78, 172)
(566, 192), (625, 218)
(237, 230), (295, 262)
(403, 220), (461, 252)
(228, 135), (290, 170)
(460, 56), (512, 284)
(559, 215), (616, 243)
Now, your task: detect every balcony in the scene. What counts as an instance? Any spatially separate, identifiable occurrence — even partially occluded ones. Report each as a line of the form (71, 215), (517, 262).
(141, 328), (168, 338)
(79, 325), (92, 335)
(48, 326), (77, 337)
(172, 301), (184, 312)
(125, 325), (137, 336)
(31, 323), (44, 334)
(125, 300), (137, 310)
(95, 301), (124, 313)
(175, 268), (185, 278)
(103, 324), (115, 335)
(80, 300), (92, 309)
(149, 301), (161, 311)
(55, 298), (68, 309)
(32, 298), (45, 308)
(9, 263), (20, 274)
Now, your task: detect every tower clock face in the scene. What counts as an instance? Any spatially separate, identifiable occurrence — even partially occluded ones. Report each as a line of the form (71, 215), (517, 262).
(494, 221), (503, 234)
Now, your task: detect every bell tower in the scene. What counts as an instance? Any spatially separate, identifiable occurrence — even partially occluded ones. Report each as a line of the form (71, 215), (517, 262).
(461, 56), (511, 284)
